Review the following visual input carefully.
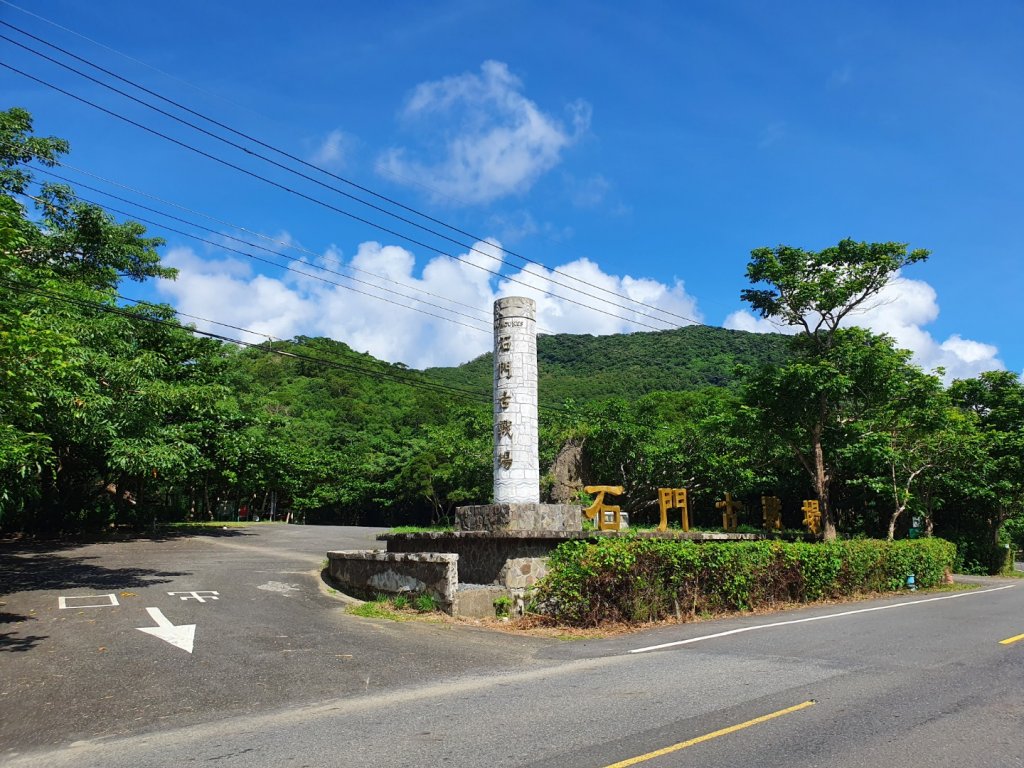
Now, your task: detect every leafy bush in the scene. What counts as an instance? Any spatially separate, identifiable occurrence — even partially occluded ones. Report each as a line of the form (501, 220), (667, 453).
(1002, 515), (1024, 558)
(414, 594), (439, 612)
(533, 537), (956, 627)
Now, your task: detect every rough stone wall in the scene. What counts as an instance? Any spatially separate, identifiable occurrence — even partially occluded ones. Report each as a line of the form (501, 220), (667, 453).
(456, 502), (582, 532)
(326, 551), (457, 612)
(383, 533), (561, 584)
(498, 557), (549, 589)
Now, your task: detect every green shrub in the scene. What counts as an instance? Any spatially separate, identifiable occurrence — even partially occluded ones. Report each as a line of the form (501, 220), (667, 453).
(493, 595), (513, 617)
(413, 594), (438, 613)
(1004, 515), (1024, 554)
(390, 594), (410, 610)
(533, 537), (956, 627)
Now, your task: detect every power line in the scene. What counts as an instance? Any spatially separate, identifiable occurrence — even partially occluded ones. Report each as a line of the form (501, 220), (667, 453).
(2, 59), (677, 335)
(0, 31), (694, 333)
(39, 160), (500, 328)
(0, 0), (276, 123)
(28, 167), (496, 331)
(22, 182), (493, 335)
(0, 18), (702, 328)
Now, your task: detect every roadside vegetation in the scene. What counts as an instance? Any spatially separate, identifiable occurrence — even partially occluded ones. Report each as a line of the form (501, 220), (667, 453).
(346, 593), (440, 620)
(531, 537), (957, 627)
(1, 108), (1022, 574)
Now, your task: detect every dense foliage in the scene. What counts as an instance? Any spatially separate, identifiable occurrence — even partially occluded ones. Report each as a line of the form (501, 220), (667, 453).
(1, 108), (1022, 571)
(533, 537), (957, 626)
(425, 324), (792, 404)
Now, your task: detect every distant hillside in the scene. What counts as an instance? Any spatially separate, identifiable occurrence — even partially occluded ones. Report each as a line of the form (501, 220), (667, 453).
(424, 325), (792, 405)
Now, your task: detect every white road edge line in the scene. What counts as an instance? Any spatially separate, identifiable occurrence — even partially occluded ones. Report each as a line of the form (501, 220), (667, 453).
(629, 584), (1018, 654)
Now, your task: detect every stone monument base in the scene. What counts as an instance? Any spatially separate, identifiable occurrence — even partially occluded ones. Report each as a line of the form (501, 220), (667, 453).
(455, 502), (581, 532)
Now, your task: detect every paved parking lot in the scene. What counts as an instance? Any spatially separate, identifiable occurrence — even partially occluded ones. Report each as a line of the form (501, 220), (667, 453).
(0, 525), (557, 756)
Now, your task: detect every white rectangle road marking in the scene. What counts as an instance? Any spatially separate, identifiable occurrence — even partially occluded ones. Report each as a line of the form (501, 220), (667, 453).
(57, 593), (119, 609)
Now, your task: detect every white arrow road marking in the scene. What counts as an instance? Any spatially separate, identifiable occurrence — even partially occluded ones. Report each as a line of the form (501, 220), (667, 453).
(136, 607), (196, 653)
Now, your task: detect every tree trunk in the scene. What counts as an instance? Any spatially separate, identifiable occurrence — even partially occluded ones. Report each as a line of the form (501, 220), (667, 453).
(886, 510), (900, 541)
(812, 424), (836, 540)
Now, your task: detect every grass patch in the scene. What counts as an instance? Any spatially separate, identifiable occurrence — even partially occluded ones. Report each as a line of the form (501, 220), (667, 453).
(345, 592), (443, 621)
(347, 600), (410, 621)
(387, 525), (455, 534)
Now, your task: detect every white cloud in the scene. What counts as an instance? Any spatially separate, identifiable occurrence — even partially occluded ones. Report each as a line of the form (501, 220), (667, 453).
(311, 129), (353, 170)
(156, 240), (702, 369)
(378, 61), (590, 205)
(724, 272), (1004, 381)
(497, 258), (702, 336)
(567, 173), (611, 208)
(485, 210), (575, 244)
(159, 247), (317, 343)
(722, 310), (800, 336)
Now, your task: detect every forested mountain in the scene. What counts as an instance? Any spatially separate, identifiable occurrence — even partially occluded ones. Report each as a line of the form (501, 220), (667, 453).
(424, 325), (792, 405)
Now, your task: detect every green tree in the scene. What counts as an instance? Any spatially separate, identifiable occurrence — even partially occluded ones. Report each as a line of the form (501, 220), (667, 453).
(561, 389), (762, 524)
(838, 356), (948, 539)
(740, 239), (929, 539)
(0, 107), (226, 531)
(948, 371), (1024, 556)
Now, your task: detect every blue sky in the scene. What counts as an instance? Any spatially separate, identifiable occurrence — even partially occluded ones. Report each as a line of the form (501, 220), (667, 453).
(2, 0), (1021, 377)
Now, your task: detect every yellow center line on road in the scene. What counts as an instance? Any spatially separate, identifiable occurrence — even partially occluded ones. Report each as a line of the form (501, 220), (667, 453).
(999, 633), (1024, 645)
(600, 700), (816, 768)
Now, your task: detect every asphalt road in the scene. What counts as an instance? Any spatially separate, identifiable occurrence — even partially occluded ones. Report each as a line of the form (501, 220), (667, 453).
(2, 526), (1022, 767)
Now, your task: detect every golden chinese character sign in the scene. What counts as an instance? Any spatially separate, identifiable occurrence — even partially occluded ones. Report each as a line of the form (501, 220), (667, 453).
(762, 495), (782, 531)
(716, 492), (742, 532)
(657, 488), (689, 532)
(801, 499), (821, 536)
(583, 485), (624, 531)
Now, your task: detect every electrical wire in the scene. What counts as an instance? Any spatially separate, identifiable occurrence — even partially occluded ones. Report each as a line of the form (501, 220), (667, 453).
(0, 33), (694, 332)
(40, 160), (500, 328)
(0, 18), (702, 327)
(0, 0), (277, 122)
(28, 168), (496, 330)
(22, 183), (493, 335)
(31, 164), (571, 336)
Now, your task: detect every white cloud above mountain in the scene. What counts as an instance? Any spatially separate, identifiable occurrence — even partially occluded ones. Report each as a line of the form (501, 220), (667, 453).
(159, 242), (997, 382)
(156, 238), (700, 369)
(723, 272), (1004, 381)
(377, 61), (590, 205)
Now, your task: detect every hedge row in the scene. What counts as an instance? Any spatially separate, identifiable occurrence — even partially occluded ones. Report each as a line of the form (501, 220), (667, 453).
(532, 537), (956, 627)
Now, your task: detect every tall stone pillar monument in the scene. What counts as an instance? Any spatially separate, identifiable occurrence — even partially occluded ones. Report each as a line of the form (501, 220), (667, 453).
(493, 296), (539, 503)
(455, 297), (579, 532)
